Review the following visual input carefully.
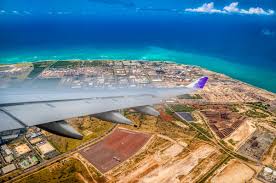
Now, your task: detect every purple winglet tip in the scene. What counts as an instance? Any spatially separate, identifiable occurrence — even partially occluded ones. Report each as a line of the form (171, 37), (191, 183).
(196, 76), (208, 89)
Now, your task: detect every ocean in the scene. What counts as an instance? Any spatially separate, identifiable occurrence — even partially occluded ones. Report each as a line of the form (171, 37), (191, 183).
(0, 15), (276, 92)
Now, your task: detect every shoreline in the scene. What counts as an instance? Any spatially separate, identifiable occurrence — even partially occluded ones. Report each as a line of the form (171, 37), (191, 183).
(0, 45), (275, 93)
(1, 59), (275, 95)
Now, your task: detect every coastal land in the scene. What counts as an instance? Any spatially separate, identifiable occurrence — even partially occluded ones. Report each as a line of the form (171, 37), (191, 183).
(0, 60), (276, 183)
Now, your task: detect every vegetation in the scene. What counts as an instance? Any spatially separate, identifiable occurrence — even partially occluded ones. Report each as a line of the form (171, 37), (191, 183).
(229, 105), (239, 113)
(50, 61), (81, 69)
(28, 61), (54, 78)
(228, 139), (237, 146)
(192, 123), (212, 138)
(165, 107), (174, 115)
(48, 117), (114, 153)
(177, 94), (202, 99)
(248, 102), (270, 110)
(245, 109), (269, 118)
(234, 153), (251, 162)
(170, 104), (195, 112)
(82, 61), (105, 67)
(16, 158), (95, 183)
(220, 140), (234, 151)
(196, 133), (211, 141)
(156, 117), (196, 140)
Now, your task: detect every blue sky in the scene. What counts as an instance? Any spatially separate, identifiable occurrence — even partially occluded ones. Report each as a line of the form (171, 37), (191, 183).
(0, 0), (275, 17)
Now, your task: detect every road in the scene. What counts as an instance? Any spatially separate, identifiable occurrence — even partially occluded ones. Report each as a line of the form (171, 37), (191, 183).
(5, 125), (116, 183)
(165, 104), (259, 164)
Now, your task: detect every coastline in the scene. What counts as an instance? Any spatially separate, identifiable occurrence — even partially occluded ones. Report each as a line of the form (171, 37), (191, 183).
(0, 47), (275, 93)
(1, 58), (275, 95)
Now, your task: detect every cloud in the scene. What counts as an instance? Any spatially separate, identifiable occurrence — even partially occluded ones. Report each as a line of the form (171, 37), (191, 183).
(223, 2), (239, 13)
(185, 2), (274, 16)
(0, 10), (33, 15)
(12, 10), (19, 14)
(240, 7), (274, 15)
(23, 11), (31, 15)
(46, 11), (72, 15)
(185, 2), (224, 14)
(224, 2), (274, 15)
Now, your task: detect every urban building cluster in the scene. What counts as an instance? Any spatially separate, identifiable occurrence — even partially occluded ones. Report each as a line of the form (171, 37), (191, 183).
(0, 127), (59, 175)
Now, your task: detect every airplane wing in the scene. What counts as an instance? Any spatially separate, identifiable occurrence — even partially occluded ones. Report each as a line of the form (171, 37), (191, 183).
(0, 76), (208, 144)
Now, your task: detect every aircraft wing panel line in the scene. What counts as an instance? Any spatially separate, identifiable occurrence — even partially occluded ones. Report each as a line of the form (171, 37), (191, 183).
(1, 95), (162, 127)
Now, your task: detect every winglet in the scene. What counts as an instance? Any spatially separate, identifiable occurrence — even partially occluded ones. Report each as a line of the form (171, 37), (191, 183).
(186, 76), (208, 89)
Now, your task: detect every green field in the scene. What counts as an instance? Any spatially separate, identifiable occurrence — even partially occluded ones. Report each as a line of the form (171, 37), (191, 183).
(28, 61), (54, 79)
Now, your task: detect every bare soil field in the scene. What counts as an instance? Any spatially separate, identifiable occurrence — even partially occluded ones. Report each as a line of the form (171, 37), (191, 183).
(180, 153), (224, 183)
(162, 144), (184, 157)
(225, 120), (256, 149)
(80, 128), (151, 173)
(139, 144), (216, 183)
(211, 160), (255, 183)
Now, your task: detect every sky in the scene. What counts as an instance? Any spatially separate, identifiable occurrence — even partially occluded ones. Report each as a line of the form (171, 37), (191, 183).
(0, 0), (276, 18)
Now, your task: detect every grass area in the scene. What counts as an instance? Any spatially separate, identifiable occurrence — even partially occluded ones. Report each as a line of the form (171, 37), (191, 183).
(15, 158), (95, 183)
(125, 111), (196, 142)
(196, 133), (211, 141)
(28, 61), (54, 78)
(170, 104), (195, 112)
(220, 140), (234, 151)
(229, 105), (239, 113)
(247, 102), (270, 110)
(177, 94), (202, 99)
(50, 61), (81, 69)
(245, 109), (269, 118)
(228, 139), (237, 146)
(156, 117), (196, 140)
(82, 61), (105, 67)
(246, 102), (273, 116)
(234, 153), (251, 162)
(47, 117), (115, 153)
(192, 123), (212, 139)
(165, 107), (174, 115)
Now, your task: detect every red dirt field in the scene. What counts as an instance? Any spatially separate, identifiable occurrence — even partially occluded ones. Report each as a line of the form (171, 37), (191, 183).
(79, 128), (151, 173)
(160, 110), (173, 121)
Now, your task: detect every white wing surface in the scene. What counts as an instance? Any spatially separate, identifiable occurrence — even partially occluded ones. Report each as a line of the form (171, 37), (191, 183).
(0, 76), (208, 143)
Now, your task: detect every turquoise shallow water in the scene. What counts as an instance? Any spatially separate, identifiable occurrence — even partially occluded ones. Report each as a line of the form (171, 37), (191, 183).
(0, 46), (275, 93)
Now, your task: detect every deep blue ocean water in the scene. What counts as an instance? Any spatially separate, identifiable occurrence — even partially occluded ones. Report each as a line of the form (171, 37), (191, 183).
(0, 15), (276, 92)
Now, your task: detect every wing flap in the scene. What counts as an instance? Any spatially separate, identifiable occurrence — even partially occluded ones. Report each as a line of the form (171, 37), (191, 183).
(0, 111), (25, 131)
